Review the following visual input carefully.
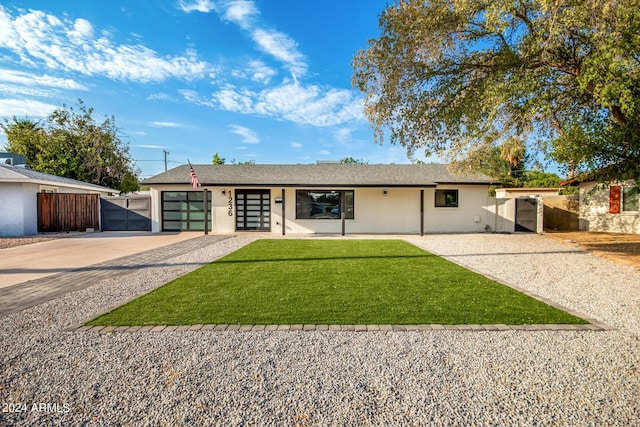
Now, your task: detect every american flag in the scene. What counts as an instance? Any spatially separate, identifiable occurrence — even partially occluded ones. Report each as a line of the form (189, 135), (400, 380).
(188, 160), (199, 190)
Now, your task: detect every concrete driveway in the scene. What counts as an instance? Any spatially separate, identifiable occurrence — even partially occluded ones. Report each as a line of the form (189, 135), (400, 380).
(0, 231), (203, 288)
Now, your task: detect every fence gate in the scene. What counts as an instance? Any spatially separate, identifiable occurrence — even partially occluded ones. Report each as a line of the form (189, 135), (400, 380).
(100, 196), (151, 231)
(38, 193), (100, 232)
(515, 197), (538, 232)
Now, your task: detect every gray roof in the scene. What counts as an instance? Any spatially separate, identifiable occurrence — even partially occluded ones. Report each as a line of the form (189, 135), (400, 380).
(0, 164), (118, 193)
(141, 164), (499, 187)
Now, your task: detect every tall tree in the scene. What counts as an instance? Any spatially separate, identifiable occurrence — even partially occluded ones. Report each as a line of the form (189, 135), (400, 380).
(1, 100), (139, 193)
(211, 153), (255, 165)
(212, 152), (226, 164)
(353, 0), (640, 182)
(340, 156), (369, 164)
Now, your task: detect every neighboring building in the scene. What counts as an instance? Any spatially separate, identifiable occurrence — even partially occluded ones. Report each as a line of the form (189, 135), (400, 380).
(494, 188), (560, 198)
(0, 162), (117, 236)
(573, 180), (640, 234)
(141, 163), (501, 235)
(493, 187), (579, 232)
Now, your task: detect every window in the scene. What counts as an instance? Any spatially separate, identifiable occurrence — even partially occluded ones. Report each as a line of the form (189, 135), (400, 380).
(610, 185), (639, 213)
(435, 189), (458, 207)
(162, 191), (211, 231)
(296, 190), (354, 219)
(623, 186), (639, 212)
(39, 186), (58, 193)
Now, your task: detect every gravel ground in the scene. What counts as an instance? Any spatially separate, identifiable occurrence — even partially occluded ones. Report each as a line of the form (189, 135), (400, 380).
(0, 232), (81, 249)
(1, 233), (639, 426)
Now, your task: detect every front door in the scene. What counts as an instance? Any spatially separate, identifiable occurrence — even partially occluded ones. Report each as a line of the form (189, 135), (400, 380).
(236, 190), (271, 231)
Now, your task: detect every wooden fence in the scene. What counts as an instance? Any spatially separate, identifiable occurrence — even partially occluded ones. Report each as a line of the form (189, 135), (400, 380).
(38, 193), (100, 232)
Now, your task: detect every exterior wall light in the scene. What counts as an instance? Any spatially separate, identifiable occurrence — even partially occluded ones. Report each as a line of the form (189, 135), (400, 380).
(383, 189), (388, 196)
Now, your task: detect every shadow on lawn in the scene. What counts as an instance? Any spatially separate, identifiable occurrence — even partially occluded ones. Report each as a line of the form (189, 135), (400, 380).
(215, 254), (435, 264)
(215, 250), (586, 264)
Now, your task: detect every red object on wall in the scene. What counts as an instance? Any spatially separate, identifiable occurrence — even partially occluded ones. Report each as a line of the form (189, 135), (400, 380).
(609, 185), (621, 214)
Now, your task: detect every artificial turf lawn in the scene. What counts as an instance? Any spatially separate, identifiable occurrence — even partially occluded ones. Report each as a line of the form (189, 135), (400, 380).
(87, 239), (588, 326)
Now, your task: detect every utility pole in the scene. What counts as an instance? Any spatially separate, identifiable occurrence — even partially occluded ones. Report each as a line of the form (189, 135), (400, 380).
(163, 149), (169, 172)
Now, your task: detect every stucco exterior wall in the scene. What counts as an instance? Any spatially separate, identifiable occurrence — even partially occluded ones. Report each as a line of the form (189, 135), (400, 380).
(283, 187), (422, 234)
(148, 184), (497, 234)
(424, 185), (493, 233)
(0, 182), (38, 236)
(579, 182), (640, 234)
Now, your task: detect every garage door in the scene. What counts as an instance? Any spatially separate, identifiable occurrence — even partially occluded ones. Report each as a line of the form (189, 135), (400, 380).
(161, 191), (212, 231)
(101, 196), (151, 231)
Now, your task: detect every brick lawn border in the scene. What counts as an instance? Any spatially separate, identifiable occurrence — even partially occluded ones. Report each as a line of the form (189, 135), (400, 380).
(68, 322), (612, 333)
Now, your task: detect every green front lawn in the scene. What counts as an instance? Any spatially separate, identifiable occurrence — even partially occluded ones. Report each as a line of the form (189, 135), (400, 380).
(87, 239), (587, 326)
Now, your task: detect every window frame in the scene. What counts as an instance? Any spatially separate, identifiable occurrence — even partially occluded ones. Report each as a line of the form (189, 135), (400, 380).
(295, 190), (355, 220)
(39, 186), (58, 193)
(622, 186), (639, 212)
(434, 189), (459, 208)
(161, 190), (212, 231)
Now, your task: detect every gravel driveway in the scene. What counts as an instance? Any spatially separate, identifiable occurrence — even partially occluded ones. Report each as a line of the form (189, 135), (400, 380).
(1, 234), (639, 426)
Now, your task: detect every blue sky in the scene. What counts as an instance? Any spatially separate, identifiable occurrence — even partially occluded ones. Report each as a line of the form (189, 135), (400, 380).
(0, 0), (440, 179)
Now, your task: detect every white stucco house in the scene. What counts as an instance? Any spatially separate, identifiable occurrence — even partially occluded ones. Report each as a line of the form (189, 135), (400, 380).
(141, 163), (502, 235)
(572, 179), (640, 234)
(0, 163), (117, 237)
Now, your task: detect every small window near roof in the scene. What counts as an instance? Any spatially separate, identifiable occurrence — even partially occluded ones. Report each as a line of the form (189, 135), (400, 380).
(40, 186), (58, 193)
(435, 189), (458, 207)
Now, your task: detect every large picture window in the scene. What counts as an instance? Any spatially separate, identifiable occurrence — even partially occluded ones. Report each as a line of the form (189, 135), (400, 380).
(435, 189), (458, 207)
(162, 191), (212, 231)
(296, 190), (354, 219)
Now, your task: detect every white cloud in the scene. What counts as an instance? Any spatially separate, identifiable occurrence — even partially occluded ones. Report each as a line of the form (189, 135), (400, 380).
(290, 141), (303, 148)
(221, 0), (258, 29)
(0, 7), (210, 83)
(251, 28), (306, 76)
(212, 80), (365, 127)
(0, 83), (52, 97)
(178, 0), (217, 13)
(228, 124), (260, 143)
(231, 60), (277, 84)
(334, 127), (353, 143)
(0, 98), (57, 117)
(149, 121), (181, 127)
(67, 18), (93, 41)
(147, 93), (173, 102)
(319, 149), (331, 155)
(204, 1), (307, 76)
(133, 144), (165, 149)
(212, 85), (254, 111)
(179, 89), (216, 107)
(0, 68), (87, 91)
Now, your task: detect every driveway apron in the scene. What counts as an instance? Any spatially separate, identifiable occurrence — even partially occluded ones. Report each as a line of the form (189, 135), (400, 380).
(0, 233), (229, 318)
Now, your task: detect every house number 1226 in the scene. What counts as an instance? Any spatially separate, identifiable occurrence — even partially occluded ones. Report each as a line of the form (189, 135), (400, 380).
(228, 194), (233, 216)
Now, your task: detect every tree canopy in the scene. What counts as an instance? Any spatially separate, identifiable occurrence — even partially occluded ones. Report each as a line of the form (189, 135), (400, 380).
(339, 156), (369, 164)
(212, 152), (226, 164)
(1, 100), (139, 193)
(353, 0), (640, 182)
(211, 152), (255, 165)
